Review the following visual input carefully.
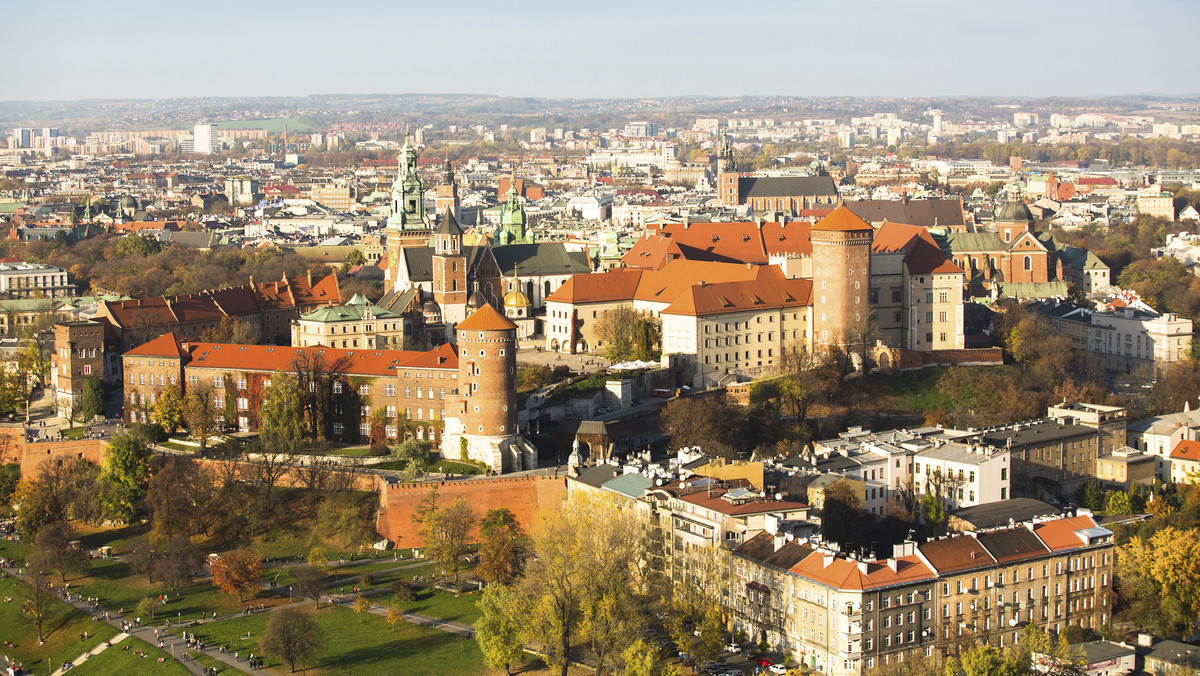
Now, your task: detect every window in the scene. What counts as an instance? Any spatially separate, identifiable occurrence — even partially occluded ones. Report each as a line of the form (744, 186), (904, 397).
(332, 381), (343, 394)
(358, 384), (370, 396)
(385, 384), (396, 397)
(237, 397), (249, 410)
(213, 375), (223, 387)
(237, 377), (247, 389)
(1023, 255), (1032, 271)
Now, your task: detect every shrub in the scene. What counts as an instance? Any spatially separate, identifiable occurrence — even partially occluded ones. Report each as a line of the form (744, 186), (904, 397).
(392, 579), (415, 602)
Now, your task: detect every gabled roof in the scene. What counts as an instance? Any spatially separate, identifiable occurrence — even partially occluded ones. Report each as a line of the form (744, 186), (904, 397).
(1030, 515), (1106, 552)
(918, 533), (997, 573)
(789, 552), (936, 591)
(125, 331), (188, 358)
(1170, 439), (1200, 462)
(735, 531), (817, 571)
(662, 266), (812, 317)
(945, 232), (1007, 253)
(845, 198), (965, 229)
(976, 528), (1051, 564)
(456, 303), (517, 332)
(873, 222), (964, 276)
(740, 176), (839, 201)
(172, 339), (456, 375)
(492, 242), (591, 277)
(546, 268), (644, 304)
(633, 260), (764, 305)
(400, 247), (434, 282)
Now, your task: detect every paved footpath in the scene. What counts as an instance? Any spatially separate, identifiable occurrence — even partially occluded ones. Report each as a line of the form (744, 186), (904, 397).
(2, 556), (476, 675)
(50, 631), (128, 675)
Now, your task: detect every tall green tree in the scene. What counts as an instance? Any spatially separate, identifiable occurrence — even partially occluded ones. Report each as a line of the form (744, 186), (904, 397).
(476, 584), (526, 676)
(99, 432), (154, 523)
(259, 371), (305, 454)
(80, 378), (106, 420)
(414, 490), (476, 583)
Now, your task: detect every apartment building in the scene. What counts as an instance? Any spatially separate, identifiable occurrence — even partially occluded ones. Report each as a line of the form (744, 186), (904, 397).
(728, 513), (1115, 675)
(913, 442), (1011, 507)
(291, 293), (410, 350)
(974, 417), (1101, 500)
(0, 262), (74, 299)
(1126, 408), (1200, 480)
(1089, 307), (1192, 376)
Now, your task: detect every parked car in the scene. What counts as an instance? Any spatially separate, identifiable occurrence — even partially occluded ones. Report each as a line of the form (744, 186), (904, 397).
(756, 657), (774, 667)
(724, 643), (742, 653)
(768, 665), (788, 674)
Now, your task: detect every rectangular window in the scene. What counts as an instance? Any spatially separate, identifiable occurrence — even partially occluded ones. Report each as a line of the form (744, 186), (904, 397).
(358, 384), (370, 396)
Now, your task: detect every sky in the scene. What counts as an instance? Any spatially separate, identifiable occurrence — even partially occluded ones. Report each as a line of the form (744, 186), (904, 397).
(3, 0), (1198, 101)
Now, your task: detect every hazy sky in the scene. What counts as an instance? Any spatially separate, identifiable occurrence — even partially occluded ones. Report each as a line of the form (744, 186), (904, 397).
(4, 0), (1197, 101)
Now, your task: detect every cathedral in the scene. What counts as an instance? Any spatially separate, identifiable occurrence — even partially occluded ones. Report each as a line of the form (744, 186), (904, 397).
(382, 139), (591, 345)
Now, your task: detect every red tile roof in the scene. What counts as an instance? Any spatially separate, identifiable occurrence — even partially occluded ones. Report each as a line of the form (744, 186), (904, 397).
(790, 552), (936, 591)
(1171, 439), (1200, 462)
(546, 268), (644, 304)
(1030, 515), (1102, 552)
(662, 266), (812, 317)
(676, 489), (808, 516)
(811, 206), (873, 232)
(917, 533), (997, 573)
(456, 303), (518, 332)
(130, 335), (457, 375)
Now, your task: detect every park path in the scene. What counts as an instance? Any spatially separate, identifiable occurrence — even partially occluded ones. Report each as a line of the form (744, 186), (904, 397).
(2, 554), (475, 676)
(49, 631), (128, 676)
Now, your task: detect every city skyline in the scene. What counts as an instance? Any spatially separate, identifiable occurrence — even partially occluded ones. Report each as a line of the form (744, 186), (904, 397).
(3, 0), (1198, 102)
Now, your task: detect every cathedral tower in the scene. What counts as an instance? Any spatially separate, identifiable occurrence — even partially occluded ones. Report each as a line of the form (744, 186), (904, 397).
(440, 303), (535, 473)
(434, 158), (459, 223)
(810, 206), (873, 350)
(385, 137), (433, 290)
(432, 210), (468, 328)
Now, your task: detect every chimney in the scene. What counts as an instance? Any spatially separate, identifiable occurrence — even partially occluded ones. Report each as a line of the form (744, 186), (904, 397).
(886, 558), (898, 573)
(306, 269), (313, 288)
(823, 553), (836, 568)
(773, 534), (786, 552)
(857, 560), (869, 574)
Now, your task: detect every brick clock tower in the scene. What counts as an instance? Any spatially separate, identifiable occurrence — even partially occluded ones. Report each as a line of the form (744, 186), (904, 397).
(384, 137), (433, 290)
(432, 210), (468, 331)
(440, 303), (535, 473)
(810, 206), (873, 349)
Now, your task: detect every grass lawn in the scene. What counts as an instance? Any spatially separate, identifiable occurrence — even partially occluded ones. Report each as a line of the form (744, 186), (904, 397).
(159, 441), (192, 452)
(70, 636), (192, 675)
(181, 604), (484, 674)
(0, 536), (30, 564)
(432, 459), (485, 475)
(77, 558), (271, 624)
(404, 587), (483, 625)
(60, 427), (87, 440)
(0, 576), (121, 674)
(371, 460), (405, 471)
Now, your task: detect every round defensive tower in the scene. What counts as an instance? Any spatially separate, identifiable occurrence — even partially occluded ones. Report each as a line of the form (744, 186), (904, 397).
(810, 206), (874, 349)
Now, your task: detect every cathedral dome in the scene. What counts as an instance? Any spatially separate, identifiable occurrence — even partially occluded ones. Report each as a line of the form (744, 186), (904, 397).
(467, 291), (486, 309)
(996, 198), (1034, 224)
(503, 290), (531, 308)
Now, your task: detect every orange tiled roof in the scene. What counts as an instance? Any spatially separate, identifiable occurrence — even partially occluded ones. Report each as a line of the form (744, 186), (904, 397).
(130, 336), (457, 376)
(1030, 515), (1102, 552)
(662, 266), (811, 317)
(917, 533), (997, 573)
(633, 260), (763, 305)
(1171, 439), (1200, 462)
(456, 303), (517, 332)
(790, 552), (936, 591)
(811, 206), (873, 232)
(546, 268), (644, 304)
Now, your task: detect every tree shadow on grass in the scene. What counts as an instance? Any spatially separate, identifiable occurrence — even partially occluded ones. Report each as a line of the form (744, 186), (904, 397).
(316, 629), (468, 673)
(77, 523), (149, 550)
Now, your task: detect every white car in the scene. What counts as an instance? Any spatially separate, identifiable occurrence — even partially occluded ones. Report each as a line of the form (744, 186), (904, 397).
(768, 665), (788, 674)
(724, 643), (742, 653)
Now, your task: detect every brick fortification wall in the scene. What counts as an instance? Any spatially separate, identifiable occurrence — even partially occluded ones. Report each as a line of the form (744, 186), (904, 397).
(891, 347), (1004, 370)
(0, 428), (108, 478)
(376, 475), (567, 548)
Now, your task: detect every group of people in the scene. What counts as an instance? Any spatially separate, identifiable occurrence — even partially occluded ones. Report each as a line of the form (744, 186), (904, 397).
(241, 602), (265, 615)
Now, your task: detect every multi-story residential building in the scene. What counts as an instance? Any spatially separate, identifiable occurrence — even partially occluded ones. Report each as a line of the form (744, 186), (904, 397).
(1089, 307), (1192, 376)
(308, 184), (357, 211)
(0, 262), (74, 299)
(291, 294), (410, 350)
(193, 124), (218, 155)
(1137, 191), (1176, 220)
(1168, 440), (1200, 484)
(1126, 408), (1200, 481)
(726, 513), (1115, 675)
(974, 416), (1101, 500)
(1095, 447), (1156, 490)
(913, 442), (1011, 507)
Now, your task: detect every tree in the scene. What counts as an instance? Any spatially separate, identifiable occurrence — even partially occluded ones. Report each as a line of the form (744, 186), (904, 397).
(353, 594), (372, 619)
(1105, 490), (1134, 516)
(259, 371), (305, 455)
(1074, 481), (1103, 511)
(80, 378), (106, 421)
(415, 491), (476, 583)
(152, 383), (184, 433)
(386, 604), (405, 632)
(0, 463), (18, 505)
(621, 638), (657, 676)
(659, 393), (748, 454)
(99, 432), (154, 523)
(210, 549), (263, 602)
(155, 537), (202, 592)
(136, 596), (161, 623)
(16, 339), (49, 425)
(476, 585), (526, 676)
(478, 507), (525, 585)
(392, 579), (416, 602)
(394, 439), (433, 479)
(146, 458), (218, 540)
(292, 350), (353, 441)
(259, 606), (325, 673)
(820, 481), (866, 549)
(182, 385), (220, 453)
(1121, 526), (1200, 635)
(29, 521), (89, 583)
(21, 567), (52, 642)
(294, 565), (327, 608)
(594, 307), (660, 361)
